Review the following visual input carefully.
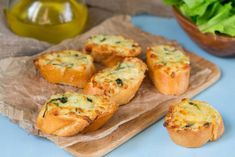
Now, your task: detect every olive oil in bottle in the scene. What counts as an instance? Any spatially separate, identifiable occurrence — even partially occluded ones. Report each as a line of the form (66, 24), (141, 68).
(5, 0), (88, 43)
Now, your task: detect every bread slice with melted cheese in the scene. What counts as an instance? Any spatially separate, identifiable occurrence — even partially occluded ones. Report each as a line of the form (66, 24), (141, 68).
(34, 50), (95, 88)
(146, 45), (191, 95)
(164, 98), (224, 147)
(83, 57), (147, 105)
(83, 34), (142, 67)
(37, 92), (117, 136)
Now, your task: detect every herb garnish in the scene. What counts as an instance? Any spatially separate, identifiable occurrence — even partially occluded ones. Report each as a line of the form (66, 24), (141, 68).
(65, 63), (74, 68)
(116, 78), (123, 87)
(52, 63), (74, 68)
(60, 97), (68, 103)
(48, 96), (68, 104)
(204, 122), (210, 127)
(189, 102), (200, 110)
(87, 97), (93, 102)
(100, 37), (106, 42)
(163, 47), (176, 52)
(185, 123), (194, 128)
(163, 47), (169, 51)
(115, 63), (125, 71)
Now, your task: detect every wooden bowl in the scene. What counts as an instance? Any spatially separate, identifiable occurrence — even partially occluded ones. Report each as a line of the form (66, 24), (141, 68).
(173, 7), (235, 57)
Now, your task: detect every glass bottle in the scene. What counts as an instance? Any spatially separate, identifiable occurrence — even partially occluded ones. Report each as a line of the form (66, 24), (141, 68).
(5, 0), (88, 43)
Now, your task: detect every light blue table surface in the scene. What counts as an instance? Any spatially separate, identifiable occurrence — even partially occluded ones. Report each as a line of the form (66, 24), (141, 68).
(1, 15), (235, 157)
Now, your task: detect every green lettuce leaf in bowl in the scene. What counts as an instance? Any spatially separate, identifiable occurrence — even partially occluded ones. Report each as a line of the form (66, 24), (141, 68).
(165, 0), (235, 37)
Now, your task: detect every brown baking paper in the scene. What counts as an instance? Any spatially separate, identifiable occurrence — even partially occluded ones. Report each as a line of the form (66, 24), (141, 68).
(0, 15), (212, 148)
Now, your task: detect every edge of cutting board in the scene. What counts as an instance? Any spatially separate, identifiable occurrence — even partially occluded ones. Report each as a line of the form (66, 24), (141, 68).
(64, 52), (221, 157)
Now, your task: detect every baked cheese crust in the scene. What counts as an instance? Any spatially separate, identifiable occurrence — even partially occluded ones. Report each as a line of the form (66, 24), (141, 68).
(37, 92), (117, 136)
(84, 34), (142, 66)
(34, 50), (95, 88)
(146, 45), (191, 95)
(83, 57), (147, 105)
(164, 98), (224, 147)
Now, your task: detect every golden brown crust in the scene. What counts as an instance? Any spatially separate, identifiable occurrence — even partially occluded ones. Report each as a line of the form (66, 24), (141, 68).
(146, 45), (190, 95)
(166, 118), (224, 147)
(83, 35), (142, 67)
(83, 57), (147, 105)
(164, 99), (224, 147)
(34, 50), (95, 88)
(37, 112), (90, 137)
(82, 109), (117, 133)
(36, 92), (118, 137)
(83, 77), (144, 105)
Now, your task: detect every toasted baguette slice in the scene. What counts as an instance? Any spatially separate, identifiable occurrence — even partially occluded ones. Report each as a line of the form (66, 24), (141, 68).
(83, 34), (142, 67)
(34, 50), (95, 88)
(164, 98), (224, 148)
(83, 57), (147, 105)
(146, 45), (190, 95)
(37, 92), (117, 137)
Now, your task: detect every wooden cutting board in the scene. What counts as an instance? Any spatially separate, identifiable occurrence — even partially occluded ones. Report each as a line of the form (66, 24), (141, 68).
(64, 54), (220, 157)
(0, 15), (220, 157)
(45, 16), (219, 157)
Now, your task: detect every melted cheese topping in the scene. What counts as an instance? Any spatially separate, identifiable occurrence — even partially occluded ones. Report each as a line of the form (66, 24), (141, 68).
(46, 92), (112, 120)
(93, 58), (146, 96)
(150, 45), (190, 73)
(165, 99), (221, 131)
(39, 50), (92, 69)
(86, 35), (140, 55)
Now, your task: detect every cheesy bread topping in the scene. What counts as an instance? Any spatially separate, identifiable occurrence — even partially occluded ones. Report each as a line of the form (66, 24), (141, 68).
(92, 58), (147, 96)
(38, 50), (93, 69)
(149, 45), (190, 74)
(164, 99), (221, 131)
(44, 92), (114, 121)
(86, 35), (140, 56)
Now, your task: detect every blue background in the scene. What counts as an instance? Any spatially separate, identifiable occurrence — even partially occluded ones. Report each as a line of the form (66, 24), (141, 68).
(1, 15), (235, 157)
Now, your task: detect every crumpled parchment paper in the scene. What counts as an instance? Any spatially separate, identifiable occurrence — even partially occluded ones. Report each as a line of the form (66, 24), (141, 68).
(0, 15), (212, 148)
